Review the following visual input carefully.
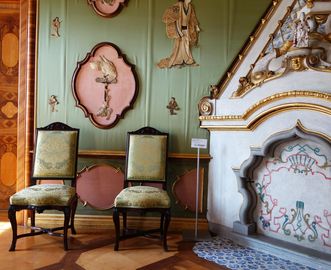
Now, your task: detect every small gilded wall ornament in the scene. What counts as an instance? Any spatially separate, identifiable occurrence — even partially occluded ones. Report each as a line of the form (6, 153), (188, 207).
(51, 17), (61, 37)
(87, 0), (128, 18)
(158, 0), (200, 68)
(167, 97), (180, 115)
(48, 95), (59, 112)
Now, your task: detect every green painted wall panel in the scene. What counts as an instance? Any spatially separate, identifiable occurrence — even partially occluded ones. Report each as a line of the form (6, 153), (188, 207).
(37, 0), (271, 153)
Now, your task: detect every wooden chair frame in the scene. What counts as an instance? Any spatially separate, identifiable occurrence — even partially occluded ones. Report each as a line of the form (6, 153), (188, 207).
(8, 122), (79, 251)
(112, 126), (171, 251)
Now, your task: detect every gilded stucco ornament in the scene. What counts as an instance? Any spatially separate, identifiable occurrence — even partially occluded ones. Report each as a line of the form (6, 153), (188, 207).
(306, 0), (314, 8)
(198, 97), (212, 116)
(197, 85), (220, 116)
(231, 4), (331, 98)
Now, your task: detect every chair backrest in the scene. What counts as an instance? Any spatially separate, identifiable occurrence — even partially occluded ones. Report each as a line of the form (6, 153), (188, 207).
(125, 126), (169, 189)
(31, 122), (79, 186)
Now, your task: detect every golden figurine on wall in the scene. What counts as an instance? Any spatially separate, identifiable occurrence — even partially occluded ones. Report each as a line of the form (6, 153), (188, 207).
(158, 0), (200, 69)
(48, 95), (59, 112)
(51, 17), (61, 37)
(167, 97), (180, 115)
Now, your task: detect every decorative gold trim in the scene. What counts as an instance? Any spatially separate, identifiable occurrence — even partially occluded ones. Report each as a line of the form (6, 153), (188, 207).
(198, 0), (295, 116)
(79, 150), (211, 160)
(306, 0), (314, 8)
(229, 1), (301, 99)
(201, 0), (281, 103)
(200, 90), (331, 121)
(79, 150), (125, 157)
(200, 103), (331, 131)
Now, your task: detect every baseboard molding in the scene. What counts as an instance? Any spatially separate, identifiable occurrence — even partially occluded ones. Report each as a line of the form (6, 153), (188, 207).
(33, 214), (209, 232)
(209, 222), (331, 270)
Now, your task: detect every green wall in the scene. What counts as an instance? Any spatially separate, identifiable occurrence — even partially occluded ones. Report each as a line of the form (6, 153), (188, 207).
(37, 0), (270, 154)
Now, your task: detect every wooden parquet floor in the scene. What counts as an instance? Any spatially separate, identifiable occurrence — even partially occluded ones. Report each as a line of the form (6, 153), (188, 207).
(0, 222), (226, 270)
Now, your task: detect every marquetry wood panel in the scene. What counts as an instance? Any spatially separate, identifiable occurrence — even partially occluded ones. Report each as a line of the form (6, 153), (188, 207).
(15, 0), (37, 224)
(0, 0), (19, 211)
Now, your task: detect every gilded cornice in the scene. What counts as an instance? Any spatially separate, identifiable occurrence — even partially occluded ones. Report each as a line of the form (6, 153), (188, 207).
(200, 102), (331, 131)
(200, 90), (331, 121)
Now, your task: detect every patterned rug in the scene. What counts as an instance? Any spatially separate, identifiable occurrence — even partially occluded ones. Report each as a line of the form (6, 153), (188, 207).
(193, 237), (317, 270)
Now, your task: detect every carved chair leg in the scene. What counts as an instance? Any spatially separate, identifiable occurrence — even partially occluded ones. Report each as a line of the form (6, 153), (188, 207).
(70, 198), (78, 235)
(8, 205), (17, 252)
(63, 207), (71, 250)
(122, 209), (127, 236)
(112, 208), (120, 251)
(160, 212), (165, 237)
(30, 209), (36, 233)
(163, 209), (171, 251)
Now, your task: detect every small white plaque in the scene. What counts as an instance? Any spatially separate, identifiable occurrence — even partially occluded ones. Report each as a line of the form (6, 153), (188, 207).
(191, 138), (208, 149)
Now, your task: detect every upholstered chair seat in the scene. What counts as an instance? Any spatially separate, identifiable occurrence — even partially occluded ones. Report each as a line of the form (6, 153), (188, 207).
(10, 184), (76, 207)
(8, 122), (79, 251)
(114, 186), (171, 209)
(112, 126), (171, 251)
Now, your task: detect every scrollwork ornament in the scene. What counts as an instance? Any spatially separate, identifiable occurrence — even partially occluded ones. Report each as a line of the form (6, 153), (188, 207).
(198, 97), (213, 116)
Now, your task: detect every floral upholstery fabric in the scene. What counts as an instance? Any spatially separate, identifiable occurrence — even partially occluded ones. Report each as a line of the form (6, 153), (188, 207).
(9, 184), (76, 206)
(127, 135), (167, 182)
(33, 130), (78, 178)
(114, 186), (170, 208)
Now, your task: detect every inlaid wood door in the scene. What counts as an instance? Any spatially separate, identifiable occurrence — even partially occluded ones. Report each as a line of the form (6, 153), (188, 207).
(0, 0), (19, 213)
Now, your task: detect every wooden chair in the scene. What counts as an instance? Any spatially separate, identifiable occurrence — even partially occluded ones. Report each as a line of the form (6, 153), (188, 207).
(8, 122), (79, 251)
(112, 126), (171, 251)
